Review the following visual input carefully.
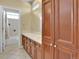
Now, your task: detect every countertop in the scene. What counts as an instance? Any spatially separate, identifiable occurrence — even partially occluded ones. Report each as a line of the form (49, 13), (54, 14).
(22, 33), (42, 44)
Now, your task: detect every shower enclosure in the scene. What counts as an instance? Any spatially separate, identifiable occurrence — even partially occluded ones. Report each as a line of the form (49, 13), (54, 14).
(0, 6), (21, 53)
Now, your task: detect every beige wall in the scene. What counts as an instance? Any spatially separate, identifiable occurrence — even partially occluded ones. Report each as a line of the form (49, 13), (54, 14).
(21, 12), (41, 33)
(0, 0), (31, 33)
(21, 13), (32, 33)
(21, 0), (42, 34)
(22, 3), (42, 34)
(31, 13), (41, 33)
(0, 0), (31, 14)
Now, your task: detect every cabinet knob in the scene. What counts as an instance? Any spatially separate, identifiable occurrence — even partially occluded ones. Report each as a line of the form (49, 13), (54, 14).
(36, 45), (39, 47)
(54, 45), (57, 48)
(50, 43), (53, 46)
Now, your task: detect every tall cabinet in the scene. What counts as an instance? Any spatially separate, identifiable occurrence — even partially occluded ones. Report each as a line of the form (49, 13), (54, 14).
(42, 0), (78, 59)
(54, 0), (77, 59)
(76, 0), (79, 59)
(42, 0), (55, 59)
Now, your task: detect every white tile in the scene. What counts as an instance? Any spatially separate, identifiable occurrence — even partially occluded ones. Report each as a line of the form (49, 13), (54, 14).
(0, 45), (31, 59)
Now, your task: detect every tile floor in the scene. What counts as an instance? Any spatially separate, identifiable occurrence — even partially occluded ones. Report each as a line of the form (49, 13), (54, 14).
(0, 44), (31, 59)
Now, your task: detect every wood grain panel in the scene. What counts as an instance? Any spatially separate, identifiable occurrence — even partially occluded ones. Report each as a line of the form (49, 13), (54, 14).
(55, 0), (77, 50)
(55, 0), (77, 59)
(55, 47), (77, 59)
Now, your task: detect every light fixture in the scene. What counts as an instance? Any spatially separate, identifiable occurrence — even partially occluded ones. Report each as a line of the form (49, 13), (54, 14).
(32, 4), (39, 10)
(7, 12), (19, 19)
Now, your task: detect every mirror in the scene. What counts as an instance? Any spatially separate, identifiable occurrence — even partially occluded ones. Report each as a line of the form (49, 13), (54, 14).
(22, 0), (42, 34)
(22, 0), (42, 42)
(31, 0), (42, 34)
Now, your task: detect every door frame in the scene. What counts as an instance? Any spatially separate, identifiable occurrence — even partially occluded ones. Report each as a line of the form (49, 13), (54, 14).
(0, 6), (3, 53)
(2, 6), (22, 50)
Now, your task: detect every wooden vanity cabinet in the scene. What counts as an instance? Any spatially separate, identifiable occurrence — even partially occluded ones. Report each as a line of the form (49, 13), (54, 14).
(27, 39), (31, 55)
(25, 38), (33, 57)
(25, 37), (28, 51)
(22, 35), (42, 59)
(30, 41), (36, 59)
(22, 36), (31, 56)
(22, 35), (24, 47)
(22, 35), (26, 49)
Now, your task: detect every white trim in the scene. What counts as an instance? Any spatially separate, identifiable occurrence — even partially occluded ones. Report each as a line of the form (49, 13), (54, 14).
(0, 6), (22, 53)
(18, 12), (22, 48)
(3, 7), (22, 50)
(0, 6), (3, 53)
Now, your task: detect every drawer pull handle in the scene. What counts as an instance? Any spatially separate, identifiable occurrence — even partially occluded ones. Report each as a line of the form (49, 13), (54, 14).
(50, 43), (53, 46)
(54, 45), (57, 48)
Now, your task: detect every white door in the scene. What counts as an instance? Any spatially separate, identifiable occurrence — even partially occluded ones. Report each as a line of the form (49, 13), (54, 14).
(0, 7), (21, 52)
(5, 11), (20, 47)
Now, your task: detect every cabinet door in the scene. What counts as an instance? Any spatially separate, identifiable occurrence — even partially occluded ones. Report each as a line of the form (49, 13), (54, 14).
(43, 40), (54, 59)
(55, 0), (77, 59)
(22, 35), (25, 49)
(36, 43), (42, 59)
(31, 41), (35, 59)
(30, 41), (35, 59)
(27, 39), (31, 54)
(43, 0), (55, 59)
(43, 0), (54, 42)
(25, 37), (28, 51)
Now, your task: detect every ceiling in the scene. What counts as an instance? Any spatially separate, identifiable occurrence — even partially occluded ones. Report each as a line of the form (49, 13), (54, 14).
(21, 0), (42, 3)
(0, 0), (42, 14)
(0, 0), (29, 14)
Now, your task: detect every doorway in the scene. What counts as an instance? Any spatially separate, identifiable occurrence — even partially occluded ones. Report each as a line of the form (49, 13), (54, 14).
(2, 7), (21, 52)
